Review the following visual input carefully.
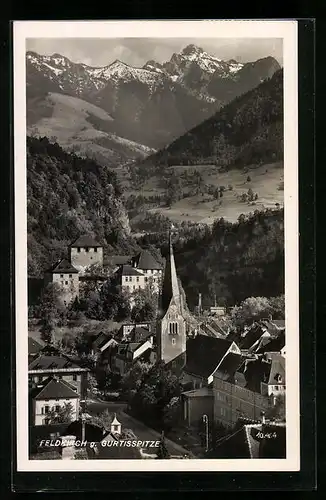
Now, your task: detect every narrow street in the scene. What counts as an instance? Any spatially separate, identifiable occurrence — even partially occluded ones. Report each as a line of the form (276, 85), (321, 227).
(85, 398), (194, 458)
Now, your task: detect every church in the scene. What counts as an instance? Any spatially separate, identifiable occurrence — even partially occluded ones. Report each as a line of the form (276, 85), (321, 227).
(156, 231), (187, 368)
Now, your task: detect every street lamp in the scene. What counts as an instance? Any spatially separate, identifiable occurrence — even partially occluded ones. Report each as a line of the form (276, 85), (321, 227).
(202, 414), (209, 452)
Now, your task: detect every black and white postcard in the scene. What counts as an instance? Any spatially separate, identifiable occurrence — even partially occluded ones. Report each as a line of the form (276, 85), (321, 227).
(13, 20), (299, 472)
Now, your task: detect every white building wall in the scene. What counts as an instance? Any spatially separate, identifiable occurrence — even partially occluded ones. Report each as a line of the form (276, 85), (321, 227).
(51, 272), (79, 304)
(70, 246), (103, 273)
(33, 397), (79, 426)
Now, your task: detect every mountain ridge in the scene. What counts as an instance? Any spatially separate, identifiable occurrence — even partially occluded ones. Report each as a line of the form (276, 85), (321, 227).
(26, 45), (281, 149)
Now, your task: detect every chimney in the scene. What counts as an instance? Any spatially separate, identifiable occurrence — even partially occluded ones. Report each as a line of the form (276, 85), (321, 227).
(198, 293), (202, 316)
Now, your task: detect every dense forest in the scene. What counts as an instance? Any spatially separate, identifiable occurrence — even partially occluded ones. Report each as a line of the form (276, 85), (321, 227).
(27, 136), (284, 310)
(27, 136), (138, 277)
(134, 69), (283, 181)
(138, 208), (284, 307)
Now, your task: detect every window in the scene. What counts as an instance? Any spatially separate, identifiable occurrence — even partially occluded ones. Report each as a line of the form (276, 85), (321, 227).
(60, 274), (64, 278)
(133, 285), (135, 290)
(77, 247), (81, 253)
(144, 270), (147, 274)
(172, 338), (176, 345)
(113, 425), (119, 432)
(151, 270), (153, 274)
(136, 277), (139, 282)
(65, 281), (68, 285)
(43, 418), (50, 425)
(86, 248), (89, 253)
(45, 405), (50, 414)
(94, 247), (98, 253)
(55, 405), (60, 412)
(153, 279), (155, 283)
(145, 277), (148, 282)
(41, 407), (44, 414)
(73, 374), (77, 381)
(169, 322), (178, 335)
(125, 277), (128, 282)
(69, 274), (72, 278)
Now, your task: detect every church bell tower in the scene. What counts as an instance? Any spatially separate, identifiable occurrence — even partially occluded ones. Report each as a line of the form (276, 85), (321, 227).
(156, 230), (186, 365)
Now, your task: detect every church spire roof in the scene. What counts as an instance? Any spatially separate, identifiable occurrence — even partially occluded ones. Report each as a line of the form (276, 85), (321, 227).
(160, 230), (181, 314)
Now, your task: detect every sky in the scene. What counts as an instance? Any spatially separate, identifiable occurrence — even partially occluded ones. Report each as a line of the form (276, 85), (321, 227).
(26, 38), (283, 68)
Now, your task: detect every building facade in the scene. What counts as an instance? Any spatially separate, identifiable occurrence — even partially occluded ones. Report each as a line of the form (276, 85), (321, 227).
(30, 378), (80, 426)
(69, 234), (103, 273)
(213, 376), (273, 428)
(44, 259), (79, 305)
(28, 355), (89, 397)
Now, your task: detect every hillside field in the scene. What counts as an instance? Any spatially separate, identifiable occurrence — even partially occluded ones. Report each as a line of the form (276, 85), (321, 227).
(27, 92), (155, 165)
(127, 162), (283, 224)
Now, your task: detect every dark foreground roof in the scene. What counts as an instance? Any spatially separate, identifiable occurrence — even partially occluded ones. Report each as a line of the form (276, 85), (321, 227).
(70, 234), (102, 248)
(213, 422), (286, 459)
(31, 377), (79, 400)
(256, 331), (285, 354)
(214, 352), (244, 382)
(184, 335), (233, 379)
(28, 336), (44, 354)
(242, 355), (285, 392)
(46, 258), (79, 274)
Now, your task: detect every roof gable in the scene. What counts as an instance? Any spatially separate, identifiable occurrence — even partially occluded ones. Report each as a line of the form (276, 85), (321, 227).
(28, 336), (44, 354)
(132, 250), (162, 270)
(32, 377), (79, 400)
(184, 335), (234, 379)
(120, 265), (144, 276)
(70, 234), (102, 248)
(46, 258), (79, 274)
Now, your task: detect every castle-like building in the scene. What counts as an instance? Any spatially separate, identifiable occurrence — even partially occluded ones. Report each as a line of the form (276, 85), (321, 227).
(43, 234), (163, 306)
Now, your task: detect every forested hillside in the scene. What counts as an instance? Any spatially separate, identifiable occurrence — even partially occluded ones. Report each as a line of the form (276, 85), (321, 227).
(137, 69), (283, 174)
(138, 208), (284, 307)
(27, 136), (138, 277)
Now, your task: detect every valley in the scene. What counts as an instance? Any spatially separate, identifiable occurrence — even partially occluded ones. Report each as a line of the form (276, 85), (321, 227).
(141, 162), (284, 224)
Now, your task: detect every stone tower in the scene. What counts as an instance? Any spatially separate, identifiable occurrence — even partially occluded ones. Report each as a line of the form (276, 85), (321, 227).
(156, 231), (186, 365)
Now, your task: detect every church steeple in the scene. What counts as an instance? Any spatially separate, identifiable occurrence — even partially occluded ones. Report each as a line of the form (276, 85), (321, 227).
(160, 230), (181, 315)
(156, 227), (187, 365)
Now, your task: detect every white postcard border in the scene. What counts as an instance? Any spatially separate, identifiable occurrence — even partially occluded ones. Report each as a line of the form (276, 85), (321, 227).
(14, 19), (299, 472)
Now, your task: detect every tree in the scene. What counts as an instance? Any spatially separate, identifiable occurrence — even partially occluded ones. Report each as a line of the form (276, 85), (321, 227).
(87, 409), (113, 431)
(131, 361), (182, 428)
(48, 402), (74, 424)
(37, 283), (66, 344)
(86, 373), (98, 395)
(121, 361), (151, 402)
(230, 296), (278, 328)
(156, 433), (170, 459)
(247, 188), (254, 201)
(268, 295), (285, 319)
(162, 396), (181, 430)
(131, 285), (158, 323)
(266, 394), (285, 421)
